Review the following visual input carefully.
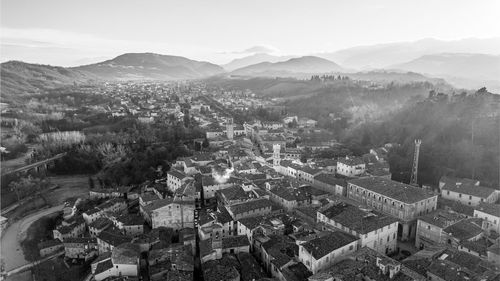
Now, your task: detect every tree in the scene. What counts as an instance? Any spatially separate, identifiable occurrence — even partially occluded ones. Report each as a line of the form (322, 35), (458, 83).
(194, 141), (202, 151)
(9, 176), (49, 202)
(428, 90), (436, 99)
(96, 143), (127, 167)
(14, 121), (41, 142)
(88, 176), (95, 189)
(202, 138), (210, 148)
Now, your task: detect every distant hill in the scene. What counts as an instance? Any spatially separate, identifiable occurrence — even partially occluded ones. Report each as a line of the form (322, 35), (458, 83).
(391, 53), (500, 92)
(222, 53), (295, 71)
(317, 37), (500, 69)
(0, 61), (97, 101)
(74, 53), (224, 80)
(0, 53), (226, 102)
(348, 70), (448, 84)
(231, 56), (345, 77)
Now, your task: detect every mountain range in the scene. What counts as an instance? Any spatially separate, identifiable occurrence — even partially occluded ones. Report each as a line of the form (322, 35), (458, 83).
(222, 53), (295, 71)
(0, 53), (224, 100)
(1, 38), (499, 102)
(73, 53), (224, 80)
(315, 37), (500, 69)
(230, 56), (345, 77)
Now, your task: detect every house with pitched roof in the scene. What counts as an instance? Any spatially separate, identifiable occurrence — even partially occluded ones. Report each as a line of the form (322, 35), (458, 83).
(227, 198), (274, 220)
(474, 202), (500, 234)
(140, 198), (195, 230)
(337, 156), (366, 177)
(298, 231), (359, 274)
(167, 169), (192, 192)
(440, 176), (498, 206)
(317, 202), (399, 255)
(313, 173), (346, 196)
(415, 209), (465, 249)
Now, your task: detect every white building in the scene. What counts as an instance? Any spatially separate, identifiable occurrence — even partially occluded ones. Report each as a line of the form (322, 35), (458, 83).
(317, 202), (399, 255)
(474, 203), (500, 234)
(347, 177), (438, 241)
(167, 169), (192, 192)
(93, 243), (140, 281)
(336, 156), (366, 177)
(140, 198), (195, 230)
(298, 231), (359, 274)
(439, 176), (498, 206)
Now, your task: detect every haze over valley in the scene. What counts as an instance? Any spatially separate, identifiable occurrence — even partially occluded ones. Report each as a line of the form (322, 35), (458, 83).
(1, 1), (500, 281)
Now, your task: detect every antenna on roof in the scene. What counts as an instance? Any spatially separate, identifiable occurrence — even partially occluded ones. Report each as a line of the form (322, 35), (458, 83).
(410, 139), (421, 187)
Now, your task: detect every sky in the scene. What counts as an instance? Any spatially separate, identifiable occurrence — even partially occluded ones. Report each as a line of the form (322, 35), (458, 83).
(1, 0), (500, 66)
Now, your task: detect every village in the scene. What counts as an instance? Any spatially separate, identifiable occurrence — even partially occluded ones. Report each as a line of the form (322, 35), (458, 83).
(5, 81), (496, 281)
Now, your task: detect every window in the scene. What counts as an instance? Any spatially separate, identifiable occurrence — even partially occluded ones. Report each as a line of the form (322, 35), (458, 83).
(469, 195), (472, 200)
(459, 194), (462, 198)
(447, 191), (450, 195)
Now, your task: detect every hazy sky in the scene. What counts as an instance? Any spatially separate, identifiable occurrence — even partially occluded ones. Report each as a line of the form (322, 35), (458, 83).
(1, 0), (499, 66)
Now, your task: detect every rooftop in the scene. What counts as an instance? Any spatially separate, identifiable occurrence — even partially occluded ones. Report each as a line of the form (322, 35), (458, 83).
(111, 243), (140, 265)
(63, 237), (97, 245)
(443, 218), (483, 241)
(475, 202), (500, 217)
(89, 217), (112, 229)
(313, 173), (346, 187)
(222, 235), (250, 249)
(237, 216), (264, 230)
(441, 179), (496, 198)
(98, 228), (132, 246)
(319, 202), (398, 234)
(94, 259), (114, 275)
(418, 209), (465, 229)
(116, 214), (144, 226)
(168, 169), (187, 180)
(228, 198), (273, 217)
(338, 157), (365, 166)
(427, 260), (474, 281)
(217, 185), (251, 202)
(301, 231), (358, 260)
(348, 177), (436, 203)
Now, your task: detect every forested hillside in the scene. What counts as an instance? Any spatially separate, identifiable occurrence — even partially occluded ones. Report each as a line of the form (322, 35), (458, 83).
(343, 88), (500, 187)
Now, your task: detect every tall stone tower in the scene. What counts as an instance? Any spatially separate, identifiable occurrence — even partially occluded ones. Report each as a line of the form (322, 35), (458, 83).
(211, 223), (223, 259)
(226, 117), (234, 140)
(273, 144), (281, 166)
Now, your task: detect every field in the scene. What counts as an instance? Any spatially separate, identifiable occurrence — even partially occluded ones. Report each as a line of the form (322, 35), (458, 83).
(4, 175), (91, 220)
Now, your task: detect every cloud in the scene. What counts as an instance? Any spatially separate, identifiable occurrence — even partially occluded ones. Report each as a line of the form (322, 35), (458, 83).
(240, 45), (280, 54)
(219, 45), (280, 55)
(0, 28), (221, 66)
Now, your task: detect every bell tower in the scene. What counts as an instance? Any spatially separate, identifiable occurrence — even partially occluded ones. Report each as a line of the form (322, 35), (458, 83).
(273, 144), (281, 166)
(226, 118), (234, 140)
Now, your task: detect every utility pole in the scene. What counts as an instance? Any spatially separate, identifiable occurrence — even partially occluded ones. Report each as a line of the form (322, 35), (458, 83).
(410, 139), (421, 186)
